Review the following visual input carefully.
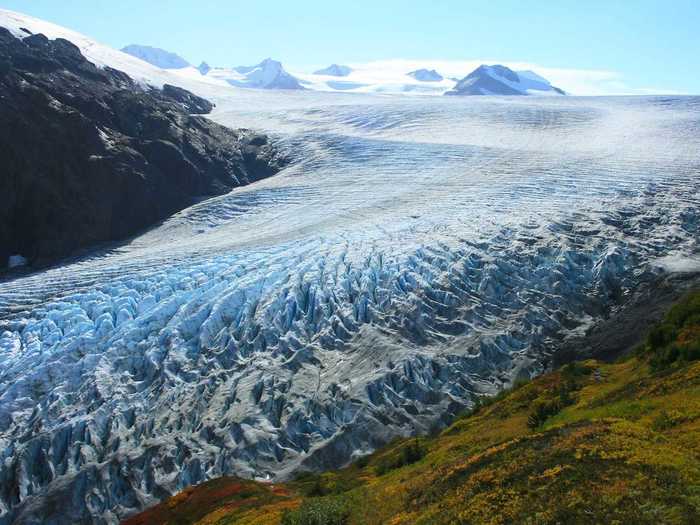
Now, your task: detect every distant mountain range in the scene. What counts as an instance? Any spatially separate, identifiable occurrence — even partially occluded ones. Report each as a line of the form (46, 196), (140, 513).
(200, 59), (565, 96)
(121, 44), (190, 69)
(408, 68), (444, 82)
(119, 37), (571, 95)
(119, 46), (303, 91)
(206, 58), (304, 89)
(118, 42), (566, 96)
(313, 64), (353, 76)
(446, 64), (566, 96)
(55, 32), (566, 97)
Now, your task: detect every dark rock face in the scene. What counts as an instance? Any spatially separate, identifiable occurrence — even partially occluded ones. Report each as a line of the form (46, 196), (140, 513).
(161, 84), (213, 113)
(0, 28), (287, 268)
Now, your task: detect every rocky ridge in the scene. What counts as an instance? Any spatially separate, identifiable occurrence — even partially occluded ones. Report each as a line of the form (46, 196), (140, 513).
(0, 28), (287, 268)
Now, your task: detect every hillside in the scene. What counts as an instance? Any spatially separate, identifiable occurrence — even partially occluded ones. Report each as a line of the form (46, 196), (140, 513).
(124, 290), (700, 524)
(0, 27), (285, 268)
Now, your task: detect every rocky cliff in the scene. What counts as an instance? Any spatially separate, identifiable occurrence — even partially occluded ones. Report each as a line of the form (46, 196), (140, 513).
(0, 27), (286, 269)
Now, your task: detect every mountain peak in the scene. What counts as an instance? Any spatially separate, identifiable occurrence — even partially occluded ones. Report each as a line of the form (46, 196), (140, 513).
(446, 64), (565, 96)
(468, 64), (519, 83)
(228, 58), (303, 89)
(234, 57), (279, 74)
(407, 68), (444, 82)
(258, 57), (278, 67)
(197, 61), (211, 75)
(313, 64), (353, 77)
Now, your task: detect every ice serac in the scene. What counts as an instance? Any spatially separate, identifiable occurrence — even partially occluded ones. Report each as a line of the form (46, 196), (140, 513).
(0, 28), (287, 267)
(313, 64), (353, 77)
(407, 68), (444, 82)
(121, 44), (190, 69)
(446, 64), (566, 96)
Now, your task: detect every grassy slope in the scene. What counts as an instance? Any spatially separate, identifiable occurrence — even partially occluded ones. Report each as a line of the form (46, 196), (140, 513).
(124, 291), (700, 525)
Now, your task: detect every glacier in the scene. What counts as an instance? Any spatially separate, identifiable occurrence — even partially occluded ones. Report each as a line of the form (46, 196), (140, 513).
(1, 92), (700, 523)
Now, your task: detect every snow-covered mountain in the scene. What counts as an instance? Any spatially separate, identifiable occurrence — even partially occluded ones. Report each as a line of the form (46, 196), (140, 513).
(407, 68), (444, 82)
(0, 8), (452, 98)
(446, 64), (566, 96)
(0, 10), (571, 98)
(121, 44), (190, 69)
(296, 63), (456, 95)
(295, 63), (563, 96)
(198, 61), (211, 75)
(313, 63), (353, 76)
(0, 27), (285, 271)
(204, 58), (304, 89)
(0, 8), (229, 93)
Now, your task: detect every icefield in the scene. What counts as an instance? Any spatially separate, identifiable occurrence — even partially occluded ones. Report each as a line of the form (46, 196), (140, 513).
(1, 92), (700, 523)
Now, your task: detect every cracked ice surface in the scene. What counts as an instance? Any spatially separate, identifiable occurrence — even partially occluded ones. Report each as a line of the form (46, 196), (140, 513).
(1, 93), (700, 523)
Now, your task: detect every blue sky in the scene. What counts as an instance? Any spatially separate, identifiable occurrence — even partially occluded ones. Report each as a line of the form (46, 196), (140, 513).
(3, 0), (699, 94)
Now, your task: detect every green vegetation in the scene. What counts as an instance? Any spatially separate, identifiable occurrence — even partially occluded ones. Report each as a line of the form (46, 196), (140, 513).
(125, 289), (700, 525)
(526, 362), (592, 428)
(281, 497), (349, 525)
(375, 437), (426, 475)
(643, 292), (700, 370)
(121, 477), (297, 525)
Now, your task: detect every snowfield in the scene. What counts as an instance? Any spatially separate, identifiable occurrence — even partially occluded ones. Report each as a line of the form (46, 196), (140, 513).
(0, 8), (230, 91)
(1, 8), (700, 525)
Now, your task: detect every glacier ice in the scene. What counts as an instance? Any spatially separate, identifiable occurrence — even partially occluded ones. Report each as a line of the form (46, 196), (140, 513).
(1, 93), (700, 524)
